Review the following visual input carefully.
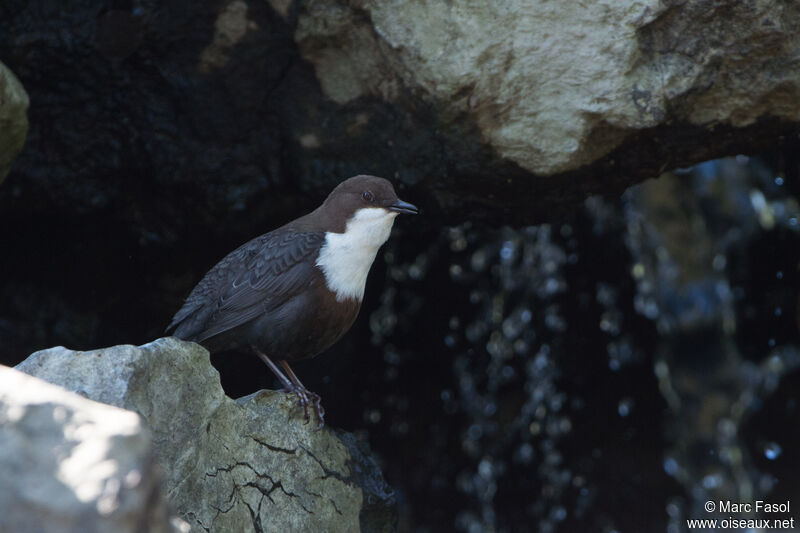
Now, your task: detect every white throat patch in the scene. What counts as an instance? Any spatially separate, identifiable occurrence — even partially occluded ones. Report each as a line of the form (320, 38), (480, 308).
(316, 207), (398, 302)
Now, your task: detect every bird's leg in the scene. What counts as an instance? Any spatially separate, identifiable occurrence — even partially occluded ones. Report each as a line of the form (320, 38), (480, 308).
(279, 360), (325, 428)
(252, 347), (295, 389)
(251, 346), (324, 427)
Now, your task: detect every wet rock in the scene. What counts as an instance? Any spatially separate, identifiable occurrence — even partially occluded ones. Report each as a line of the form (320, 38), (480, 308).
(334, 431), (399, 533)
(0, 364), (185, 533)
(0, 61), (28, 183)
(16, 337), (396, 533)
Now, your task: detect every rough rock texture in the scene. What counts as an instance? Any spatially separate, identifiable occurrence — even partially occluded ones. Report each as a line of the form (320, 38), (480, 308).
(1, 0), (799, 226)
(295, 0), (800, 218)
(15, 337), (396, 533)
(299, 0), (800, 175)
(0, 61), (28, 183)
(0, 365), (184, 533)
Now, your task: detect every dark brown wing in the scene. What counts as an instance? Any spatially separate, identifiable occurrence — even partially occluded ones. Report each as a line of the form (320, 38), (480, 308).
(167, 230), (326, 343)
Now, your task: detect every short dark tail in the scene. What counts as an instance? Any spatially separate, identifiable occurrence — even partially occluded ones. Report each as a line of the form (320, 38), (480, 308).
(165, 308), (198, 340)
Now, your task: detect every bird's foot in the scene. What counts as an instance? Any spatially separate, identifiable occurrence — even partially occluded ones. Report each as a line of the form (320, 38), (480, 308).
(284, 384), (325, 428)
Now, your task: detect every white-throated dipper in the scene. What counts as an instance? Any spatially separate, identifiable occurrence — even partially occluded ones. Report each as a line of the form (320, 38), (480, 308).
(167, 175), (418, 426)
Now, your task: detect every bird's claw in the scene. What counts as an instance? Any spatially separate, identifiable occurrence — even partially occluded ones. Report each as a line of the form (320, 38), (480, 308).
(283, 385), (325, 428)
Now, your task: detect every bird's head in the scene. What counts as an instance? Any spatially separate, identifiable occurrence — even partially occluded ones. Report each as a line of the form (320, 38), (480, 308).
(320, 175), (418, 239)
(314, 175), (418, 301)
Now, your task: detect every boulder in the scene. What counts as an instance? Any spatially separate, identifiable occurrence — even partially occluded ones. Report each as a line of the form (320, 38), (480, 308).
(0, 365), (185, 533)
(0, 61), (29, 183)
(15, 337), (396, 532)
(300, 0), (800, 175)
(295, 0), (800, 221)
(2, 1), (799, 224)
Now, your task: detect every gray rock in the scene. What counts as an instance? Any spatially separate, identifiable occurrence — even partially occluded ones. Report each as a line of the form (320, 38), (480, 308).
(297, 0), (800, 176)
(16, 337), (396, 532)
(0, 365), (185, 533)
(3, 1), (799, 229)
(0, 61), (29, 183)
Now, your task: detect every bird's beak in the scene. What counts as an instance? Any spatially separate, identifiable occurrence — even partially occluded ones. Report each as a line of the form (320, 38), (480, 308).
(389, 199), (419, 215)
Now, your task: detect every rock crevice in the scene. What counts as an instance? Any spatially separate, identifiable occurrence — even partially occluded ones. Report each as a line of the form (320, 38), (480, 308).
(15, 337), (396, 532)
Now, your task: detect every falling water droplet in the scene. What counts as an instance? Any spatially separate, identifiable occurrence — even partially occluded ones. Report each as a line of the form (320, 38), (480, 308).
(663, 457), (679, 476)
(617, 398), (634, 417)
(764, 442), (782, 461)
(499, 240), (515, 262)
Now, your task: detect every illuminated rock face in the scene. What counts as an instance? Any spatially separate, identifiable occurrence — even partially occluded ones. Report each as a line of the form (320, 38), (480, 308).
(297, 0), (800, 174)
(0, 364), (182, 533)
(14, 337), (396, 533)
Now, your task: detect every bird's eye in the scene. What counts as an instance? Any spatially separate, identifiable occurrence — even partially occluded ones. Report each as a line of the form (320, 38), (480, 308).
(362, 191), (375, 202)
